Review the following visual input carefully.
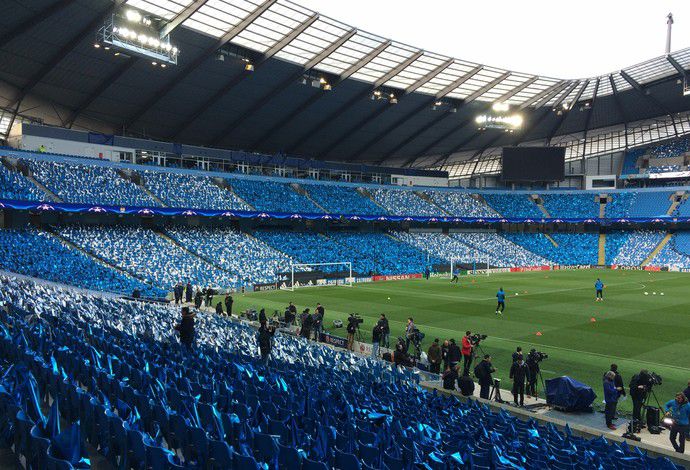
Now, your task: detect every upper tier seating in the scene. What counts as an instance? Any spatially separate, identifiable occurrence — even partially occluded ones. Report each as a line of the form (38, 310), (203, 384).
(394, 231), (480, 264)
(370, 188), (440, 216)
(230, 178), (322, 213)
(482, 193), (543, 218)
(606, 231), (665, 266)
(608, 191), (673, 218)
(426, 192), (499, 217)
(56, 225), (236, 289)
(503, 233), (599, 265)
(302, 183), (384, 215)
(0, 164), (44, 201)
(26, 159), (155, 206)
(142, 170), (251, 210)
(0, 275), (681, 470)
(540, 193), (600, 219)
(453, 232), (550, 267)
(0, 227), (161, 296)
(648, 136), (690, 159)
(165, 226), (295, 285)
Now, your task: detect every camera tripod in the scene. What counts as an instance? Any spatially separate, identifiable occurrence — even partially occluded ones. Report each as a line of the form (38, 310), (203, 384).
(489, 378), (506, 403)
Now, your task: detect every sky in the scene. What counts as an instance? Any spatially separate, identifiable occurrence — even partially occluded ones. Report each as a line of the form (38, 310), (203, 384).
(296, 0), (690, 79)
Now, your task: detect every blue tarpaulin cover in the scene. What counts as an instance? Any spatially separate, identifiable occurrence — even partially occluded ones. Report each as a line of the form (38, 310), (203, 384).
(545, 376), (596, 412)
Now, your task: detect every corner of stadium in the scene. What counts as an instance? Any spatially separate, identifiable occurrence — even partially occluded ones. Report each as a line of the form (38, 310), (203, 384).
(1, 0), (690, 467)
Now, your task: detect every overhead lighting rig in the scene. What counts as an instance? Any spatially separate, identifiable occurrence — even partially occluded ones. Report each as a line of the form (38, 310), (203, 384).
(95, 8), (179, 66)
(300, 72), (333, 91)
(371, 88), (398, 104)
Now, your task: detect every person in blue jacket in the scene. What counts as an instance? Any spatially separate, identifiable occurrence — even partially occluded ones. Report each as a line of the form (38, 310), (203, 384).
(496, 287), (506, 315)
(665, 392), (690, 453)
(595, 278), (604, 301)
(603, 371), (621, 430)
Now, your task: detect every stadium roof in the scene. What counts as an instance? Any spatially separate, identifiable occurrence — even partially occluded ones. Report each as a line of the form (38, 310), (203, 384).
(1, 0), (690, 168)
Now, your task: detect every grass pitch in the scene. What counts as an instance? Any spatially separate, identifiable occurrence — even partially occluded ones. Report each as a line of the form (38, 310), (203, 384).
(229, 269), (690, 412)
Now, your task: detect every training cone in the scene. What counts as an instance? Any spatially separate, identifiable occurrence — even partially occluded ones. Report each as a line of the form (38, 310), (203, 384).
(590, 317), (596, 322)
(536, 331), (543, 336)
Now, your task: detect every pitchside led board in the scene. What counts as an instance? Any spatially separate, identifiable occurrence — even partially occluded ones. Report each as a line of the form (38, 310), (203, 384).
(501, 147), (565, 182)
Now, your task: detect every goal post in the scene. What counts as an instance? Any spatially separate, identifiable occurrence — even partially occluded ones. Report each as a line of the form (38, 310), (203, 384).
(281, 262), (353, 291)
(450, 255), (490, 278)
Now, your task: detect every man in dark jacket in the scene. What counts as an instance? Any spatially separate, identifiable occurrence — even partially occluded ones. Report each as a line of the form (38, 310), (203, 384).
(315, 303), (325, 319)
(224, 294), (233, 316)
(379, 314), (390, 348)
(185, 282), (193, 303)
(173, 283), (182, 304)
(442, 365), (458, 391)
(427, 339), (442, 374)
(475, 354), (496, 400)
(458, 374), (475, 397)
(215, 302), (223, 315)
(258, 308), (267, 324)
(300, 309), (312, 340)
(609, 364), (626, 397)
(372, 323), (382, 358)
(287, 302), (297, 324)
(441, 340), (450, 371)
(312, 310), (323, 342)
(510, 357), (530, 407)
(512, 346), (523, 363)
(447, 339), (461, 369)
(174, 307), (195, 349)
(630, 370), (653, 427)
(194, 290), (203, 309)
(204, 287), (214, 307)
(257, 321), (275, 364)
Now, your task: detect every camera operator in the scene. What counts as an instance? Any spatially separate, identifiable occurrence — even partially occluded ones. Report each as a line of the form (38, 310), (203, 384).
(629, 369), (654, 428)
(510, 356), (530, 407)
(461, 331), (473, 376)
(427, 339), (442, 374)
(372, 322), (382, 358)
(405, 318), (416, 352)
(526, 349), (541, 396)
(474, 354), (495, 400)
(664, 392), (690, 453)
(346, 313), (361, 351)
(257, 320), (275, 365)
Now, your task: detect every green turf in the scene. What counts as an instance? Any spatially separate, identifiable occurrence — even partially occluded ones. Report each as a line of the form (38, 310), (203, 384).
(221, 269), (690, 412)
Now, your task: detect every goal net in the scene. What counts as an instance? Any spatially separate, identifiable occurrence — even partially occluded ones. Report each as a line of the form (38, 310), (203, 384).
(450, 255), (490, 277)
(281, 262), (354, 291)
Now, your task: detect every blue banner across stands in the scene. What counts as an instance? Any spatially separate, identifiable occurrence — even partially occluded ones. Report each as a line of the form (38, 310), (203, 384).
(0, 198), (686, 225)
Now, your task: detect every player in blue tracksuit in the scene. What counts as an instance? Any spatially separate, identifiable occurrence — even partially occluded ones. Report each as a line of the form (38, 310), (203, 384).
(450, 268), (459, 284)
(595, 278), (604, 301)
(496, 287), (506, 315)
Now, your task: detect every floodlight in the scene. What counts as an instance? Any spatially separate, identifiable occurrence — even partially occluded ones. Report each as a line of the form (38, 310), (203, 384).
(492, 102), (509, 112)
(125, 10), (142, 23)
(245, 62), (254, 72)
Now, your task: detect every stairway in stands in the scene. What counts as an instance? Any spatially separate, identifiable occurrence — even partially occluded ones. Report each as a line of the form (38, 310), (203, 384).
(2, 157), (63, 202)
(530, 194), (550, 218)
(641, 233), (673, 266)
(291, 183), (328, 212)
(217, 178), (255, 210)
(156, 229), (235, 276)
(356, 188), (388, 213)
(597, 233), (606, 265)
(415, 191), (451, 216)
(119, 169), (167, 207)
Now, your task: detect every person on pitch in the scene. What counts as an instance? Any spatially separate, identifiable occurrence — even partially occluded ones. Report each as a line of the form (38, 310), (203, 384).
(595, 278), (604, 301)
(496, 287), (506, 315)
(450, 268), (459, 284)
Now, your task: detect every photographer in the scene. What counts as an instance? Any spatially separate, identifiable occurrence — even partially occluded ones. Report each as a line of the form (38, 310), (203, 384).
(629, 370), (653, 427)
(257, 320), (275, 365)
(461, 331), (473, 376)
(526, 349), (541, 397)
(371, 322), (382, 358)
(474, 354), (495, 400)
(664, 392), (690, 453)
(427, 339), (442, 374)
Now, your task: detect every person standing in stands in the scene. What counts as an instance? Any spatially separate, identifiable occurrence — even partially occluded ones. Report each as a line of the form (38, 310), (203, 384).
(371, 322), (382, 358)
(510, 356), (530, 407)
(442, 365), (458, 391)
(496, 287), (506, 315)
(427, 339), (441, 374)
(312, 308), (323, 342)
(224, 293), (233, 316)
(215, 301), (223, 315)
(441, 339), (450, 371)
(204, 286), (214, 308)
(447, 339), (460, 370)
(405, 317), (416, 352)
(194, 289), (203, 309)
(603, 371), (621, 430)
(173, 283), (181, 304)
(300, 309), (312, 340)
(665, 392), (690, 453)
(258, 308), (267, 324)
(185, 281), (193, 303)
(257, 321), (275, 365)
(174, 306), (195, 350)
(316, 303), (325, 319)
(595, 278), (604, 302)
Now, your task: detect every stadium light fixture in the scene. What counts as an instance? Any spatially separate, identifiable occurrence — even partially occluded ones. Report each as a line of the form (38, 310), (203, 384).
(492, 102), (510, 112)
(125, 9), (142, 23)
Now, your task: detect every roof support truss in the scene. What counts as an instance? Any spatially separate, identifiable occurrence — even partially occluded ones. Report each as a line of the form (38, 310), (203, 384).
(545, 80), (589, 144)
(208, 28), (357, 146)
(581, 78), (600, 158)
(169, 12), (319, 139)
(609, 74), (629, 146)
(666, 55), (689, 81)
(159, 0), (207, 38)
(462, 72), (511, 103)
(122, 0), (278, 130)
(518, 81), (569, 109)
(620, 70), (679, 136)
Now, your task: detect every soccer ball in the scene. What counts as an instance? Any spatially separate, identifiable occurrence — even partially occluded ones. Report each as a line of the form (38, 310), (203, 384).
(387, 297), (391, 300)
(515, 293), (519, 296)
(660, 292), (665, 296)
(653, 292), (656, 295)
(644, 292), (648, 295)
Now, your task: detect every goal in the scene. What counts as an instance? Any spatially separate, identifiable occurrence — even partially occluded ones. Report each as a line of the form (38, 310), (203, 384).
(450, 255), (490, 277)
(281, 262), (354, 291)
